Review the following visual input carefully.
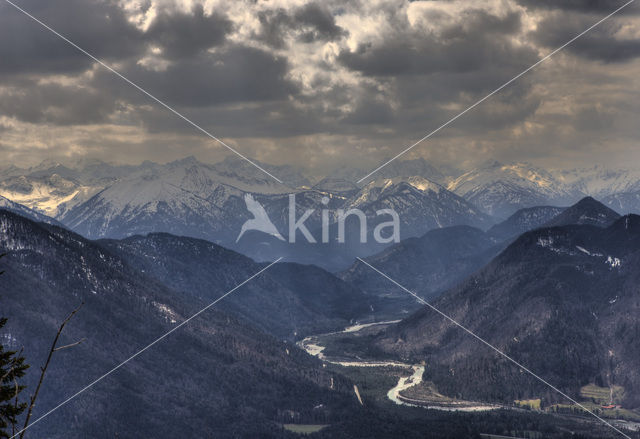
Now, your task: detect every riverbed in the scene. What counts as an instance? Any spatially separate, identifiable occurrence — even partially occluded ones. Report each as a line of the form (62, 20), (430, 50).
(299, 322), (501, 412)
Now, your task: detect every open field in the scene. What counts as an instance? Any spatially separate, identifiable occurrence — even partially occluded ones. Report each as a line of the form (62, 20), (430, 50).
(548, 402), (640, 422)
(514, 399), (541, 410)
(580, 384), (625, 404)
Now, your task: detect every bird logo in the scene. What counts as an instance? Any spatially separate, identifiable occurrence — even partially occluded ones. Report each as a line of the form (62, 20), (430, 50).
(236, 193), (285, 242)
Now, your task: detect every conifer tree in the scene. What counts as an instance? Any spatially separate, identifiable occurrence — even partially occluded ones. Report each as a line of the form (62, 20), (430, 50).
(0, 253), (29, 438)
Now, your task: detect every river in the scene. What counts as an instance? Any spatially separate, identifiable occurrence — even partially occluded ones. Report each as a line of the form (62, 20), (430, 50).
(299, 321), (501, 412)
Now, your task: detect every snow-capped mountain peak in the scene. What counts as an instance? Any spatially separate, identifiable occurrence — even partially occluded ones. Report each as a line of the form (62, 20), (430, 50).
(447, 161), (575, 218)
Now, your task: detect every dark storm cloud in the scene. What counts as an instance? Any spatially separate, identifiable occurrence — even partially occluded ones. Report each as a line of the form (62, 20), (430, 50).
(92, 45), (298, 108)
(0, 82), (118, 125)
(517, 0), (640, 15)
(334, 8), (540, 136)
(294, 3), (348, 43)
(1, 0), (637, 170)
(531, 13), (640, 62)
(132, 96), (331, 138)
(256, 2), (347, 48)
(0, 0), (297, 128)
(256, 9), (291, 49)
(337, 10), (532, 76)
(146, 4), (233, 59)
(343, 95), (395, 125)
(0, 0), (144, 76)
(388, 68), (541, 134)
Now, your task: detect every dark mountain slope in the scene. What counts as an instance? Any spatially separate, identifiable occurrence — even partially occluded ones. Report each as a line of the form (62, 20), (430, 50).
(341, 226), (503, 304)
(603, 190), (640, 215)
(487, 205), (565, 241)
(543, 196), (620, 228)
(341, 198), (618, 318)
(100, 233), (372, 339)
(0, 210), (359, 438)
(374, 215), (640, 407)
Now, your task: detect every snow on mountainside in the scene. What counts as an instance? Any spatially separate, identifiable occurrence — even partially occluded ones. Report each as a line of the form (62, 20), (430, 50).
(448, 161), (640, 219)
(345, 176), (492, 237)
(0, 195), (61, 225)
(60, 161), (488, 247)
(0, 173), (101, 217)
(553, 165), (640, 198)
(5, 156), (640, 251)
(0, 159), (140, 216)
(349, 176), (444, 205)
(59, 159), (270, 241)
(228, 177), (494, 272)
(369, 157), (451, 184)
(447, 161), (575, 218)
(0, 156), (304, 219)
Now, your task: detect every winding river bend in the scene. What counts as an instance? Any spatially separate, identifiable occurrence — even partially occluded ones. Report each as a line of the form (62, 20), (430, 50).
(298, 321), (500, 412)
(300, 323), (640, 434)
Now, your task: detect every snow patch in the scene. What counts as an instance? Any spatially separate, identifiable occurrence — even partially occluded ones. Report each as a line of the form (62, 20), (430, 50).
(152, 301), (178, 324)
(606, 256), (622, 268)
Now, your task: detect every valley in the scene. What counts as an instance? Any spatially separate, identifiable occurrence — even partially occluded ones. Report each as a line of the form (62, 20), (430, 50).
(299, 321), (505, 413)
(2, 161), (640, 438)
(300, 320), (640, 436)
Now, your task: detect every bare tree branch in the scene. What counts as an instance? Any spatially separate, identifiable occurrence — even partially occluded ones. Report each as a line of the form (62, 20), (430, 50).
(53, 339), (86, 352)
(19, 302), (84, 439)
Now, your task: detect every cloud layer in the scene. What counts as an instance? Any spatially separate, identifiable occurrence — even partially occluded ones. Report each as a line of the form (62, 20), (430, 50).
(0, 0), (639, 173)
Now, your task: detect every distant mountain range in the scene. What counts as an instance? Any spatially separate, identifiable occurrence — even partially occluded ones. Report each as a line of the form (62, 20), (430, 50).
(2, 183), (640, 437)
(3, 157), (640, 270)
(447, 161), (575, 218)
(446, 161), (640, 219)
(0, 157), (492, 270)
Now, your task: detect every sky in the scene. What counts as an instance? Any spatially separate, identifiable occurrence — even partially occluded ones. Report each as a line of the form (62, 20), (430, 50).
(0, 0), (639, 175)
